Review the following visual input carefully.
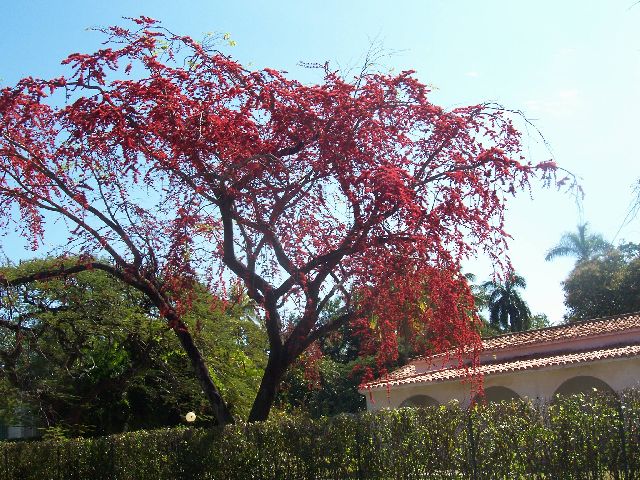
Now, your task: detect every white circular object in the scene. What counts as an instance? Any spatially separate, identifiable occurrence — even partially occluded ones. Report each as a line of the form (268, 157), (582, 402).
(185, 411), (197, 422)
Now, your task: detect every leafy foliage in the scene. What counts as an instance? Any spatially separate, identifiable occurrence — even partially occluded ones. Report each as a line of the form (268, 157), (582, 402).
(563, 243), (640, 321)
(529, 312), (551, 329)
(545, 223), (611, 264)
(1, 391), (639, 479)
(0, 258), (266, 434)
(276, 321), (370, 417)
(0, 17), (559, 421)
(467, 273), (548, 336)
(481, 273), (532, 332)
(275, 357), (368, 418)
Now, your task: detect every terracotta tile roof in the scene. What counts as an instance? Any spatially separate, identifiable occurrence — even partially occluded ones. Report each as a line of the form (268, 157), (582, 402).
(362, 312), (640, 391)
(478, 312), (640, 352)
(364, 344), (640, 389)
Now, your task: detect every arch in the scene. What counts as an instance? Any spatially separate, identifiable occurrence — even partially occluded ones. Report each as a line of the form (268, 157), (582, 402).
(482, 386), (521, 404)
(553, 375), (616, 399)
(473, 386), (521, 405)
(399, 394), (439, 408)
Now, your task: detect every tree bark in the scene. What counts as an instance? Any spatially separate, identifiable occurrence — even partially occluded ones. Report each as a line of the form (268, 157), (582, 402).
(248, 352), (286, 422)
(173, 326), (235, 426)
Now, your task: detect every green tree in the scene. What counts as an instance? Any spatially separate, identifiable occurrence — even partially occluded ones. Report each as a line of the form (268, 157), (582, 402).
(464, 273), (489, 312)
(529, 313), (552, 329)
(482, 273), (532, 333)
(545, 223), (611, 264)
(464, 272), (498, 336)
(563, 243), (640, 321)
(275, 356), (369, 418)
(0, 259), (267, 436)
(275, 302), (369, 417)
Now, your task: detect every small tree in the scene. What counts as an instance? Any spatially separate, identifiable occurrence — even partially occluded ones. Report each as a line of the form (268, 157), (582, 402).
(0, 18), (559, 423)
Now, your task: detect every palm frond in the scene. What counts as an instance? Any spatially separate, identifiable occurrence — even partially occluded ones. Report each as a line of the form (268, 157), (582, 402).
(545, 223), (612, 263)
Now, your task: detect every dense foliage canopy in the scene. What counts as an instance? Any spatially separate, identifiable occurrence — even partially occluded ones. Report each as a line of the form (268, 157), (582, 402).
(0, 259), (266, 434)
(563, 243), (640, 321)
(0, 17), (559, 421)
(481, 273), (532, 333)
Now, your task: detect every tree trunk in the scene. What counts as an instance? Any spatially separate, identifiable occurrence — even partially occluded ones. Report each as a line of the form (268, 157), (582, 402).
(173, 327), (234, 426)
(248, 353), (286, 422)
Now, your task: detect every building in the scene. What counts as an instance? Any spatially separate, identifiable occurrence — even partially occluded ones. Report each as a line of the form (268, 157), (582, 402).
(360, 312), (640, 410)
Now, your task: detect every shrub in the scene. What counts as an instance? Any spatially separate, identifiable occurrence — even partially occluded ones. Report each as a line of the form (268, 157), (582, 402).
(1, 391), (638, 479)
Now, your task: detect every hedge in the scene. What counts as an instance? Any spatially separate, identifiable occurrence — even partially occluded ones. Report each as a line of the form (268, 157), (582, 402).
(2, 390), (640, 479)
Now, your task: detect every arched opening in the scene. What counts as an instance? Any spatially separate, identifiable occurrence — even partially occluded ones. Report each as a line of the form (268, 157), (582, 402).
(483, 386), (521, 404)
(399, 394), (439, 408)
(553, 375), (616, 399)
(473, 386), (520, 405)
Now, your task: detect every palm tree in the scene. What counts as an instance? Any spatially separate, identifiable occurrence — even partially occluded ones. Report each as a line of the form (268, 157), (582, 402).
(545, 223), (611, 263)
(464, 272), (489, 311)
(482, 273), (531, 333)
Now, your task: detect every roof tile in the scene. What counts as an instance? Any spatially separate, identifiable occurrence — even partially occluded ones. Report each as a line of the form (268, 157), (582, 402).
(365, 344), (640, 389)
(480, 312), (640, 352)
(364, 312), (640, 390)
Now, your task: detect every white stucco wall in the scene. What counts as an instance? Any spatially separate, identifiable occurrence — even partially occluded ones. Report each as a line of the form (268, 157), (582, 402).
(364, 356), (640, 411)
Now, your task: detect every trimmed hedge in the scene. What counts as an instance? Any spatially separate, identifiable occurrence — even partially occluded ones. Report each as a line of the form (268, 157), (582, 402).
(2, 391), (640, 479)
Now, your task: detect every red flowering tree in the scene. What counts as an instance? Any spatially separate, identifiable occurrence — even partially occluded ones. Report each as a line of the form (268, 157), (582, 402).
(0, 18), (558, 423)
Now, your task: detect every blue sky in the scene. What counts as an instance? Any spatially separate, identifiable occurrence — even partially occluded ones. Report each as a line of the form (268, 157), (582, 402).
(1, 1), (639, 322)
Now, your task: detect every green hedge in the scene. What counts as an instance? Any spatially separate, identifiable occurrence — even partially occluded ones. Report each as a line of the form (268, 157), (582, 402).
(2, 391), (639, 479)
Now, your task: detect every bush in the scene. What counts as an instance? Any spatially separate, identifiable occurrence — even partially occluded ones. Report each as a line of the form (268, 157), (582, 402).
(1, 391), (638, 479)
